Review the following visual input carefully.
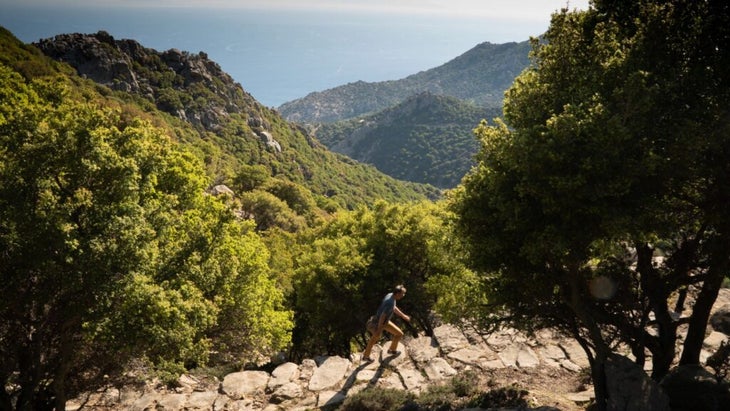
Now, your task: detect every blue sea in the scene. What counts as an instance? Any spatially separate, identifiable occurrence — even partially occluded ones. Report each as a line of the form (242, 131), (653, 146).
(1, 5), (539, 107)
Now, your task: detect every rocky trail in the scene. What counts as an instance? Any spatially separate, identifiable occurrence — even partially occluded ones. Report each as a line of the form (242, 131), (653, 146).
(68, 290), (730, 411)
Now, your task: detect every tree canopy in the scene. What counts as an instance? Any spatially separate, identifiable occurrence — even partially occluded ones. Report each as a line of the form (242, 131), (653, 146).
(0, 64), (292, 410)
(450, 1), (730, 409)
(290, 200), (474, 360)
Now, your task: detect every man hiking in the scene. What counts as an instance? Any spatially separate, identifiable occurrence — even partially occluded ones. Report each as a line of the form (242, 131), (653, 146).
(362, 284), (411, 362)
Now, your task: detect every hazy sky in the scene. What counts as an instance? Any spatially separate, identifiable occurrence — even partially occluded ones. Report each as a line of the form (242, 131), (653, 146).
(4, 0), (591, 21)
(1, 0), (592, 105)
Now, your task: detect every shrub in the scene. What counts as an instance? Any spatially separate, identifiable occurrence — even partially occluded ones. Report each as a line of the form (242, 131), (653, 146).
(339, 387), (412, 411)
(464, 385), (529, 409)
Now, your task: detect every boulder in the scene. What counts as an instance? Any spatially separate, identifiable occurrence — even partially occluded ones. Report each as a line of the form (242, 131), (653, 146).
(308, 356), (351, 391)
(605, 354), (670, 411)
(660, 364), (730, 411)
(221, 370), (269, 399)
(268, 362), (299, 391)
(710, 304), (730, 335)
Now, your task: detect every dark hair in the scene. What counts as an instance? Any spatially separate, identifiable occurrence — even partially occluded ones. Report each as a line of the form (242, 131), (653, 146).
(394, 284), (406, 294)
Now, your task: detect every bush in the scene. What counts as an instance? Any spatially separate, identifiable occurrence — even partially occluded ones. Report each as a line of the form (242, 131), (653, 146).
(464, 385), (530, 409)
(339, 387), (412, 411)
(338, 371), (530, 411)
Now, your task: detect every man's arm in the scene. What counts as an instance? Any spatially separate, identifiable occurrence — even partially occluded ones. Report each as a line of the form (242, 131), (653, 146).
(394, 307), (410, 322)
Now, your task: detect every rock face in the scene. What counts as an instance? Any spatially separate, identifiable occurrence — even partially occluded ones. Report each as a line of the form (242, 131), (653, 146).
(34, 31), (256, 133)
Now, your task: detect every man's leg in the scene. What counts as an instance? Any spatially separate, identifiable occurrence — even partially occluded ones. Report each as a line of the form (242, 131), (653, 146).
(383, 321), (403, 352)
(362, 331), (380, 360)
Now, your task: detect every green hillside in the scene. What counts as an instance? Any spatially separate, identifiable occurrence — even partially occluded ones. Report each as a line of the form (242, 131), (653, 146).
(278, 40), (530, 123)
(19, 29), (439, 211)
(315, 92), (500, 188)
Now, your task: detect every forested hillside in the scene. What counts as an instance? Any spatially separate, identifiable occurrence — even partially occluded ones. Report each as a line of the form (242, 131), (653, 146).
(30, 30), (439, 210)
(314, 92), (500, 188)
(279, 40), (530, 123)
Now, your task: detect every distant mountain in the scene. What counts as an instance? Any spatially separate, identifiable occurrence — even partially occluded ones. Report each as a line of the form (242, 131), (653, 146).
(314, 92), (500, 188)
(19, 29), (439, 210)
(279, 41), (531, 123)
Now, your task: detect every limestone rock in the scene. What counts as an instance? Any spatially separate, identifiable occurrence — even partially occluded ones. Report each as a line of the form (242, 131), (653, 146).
(221, 370), (270, 399)
(308, 356), (351, 391)
(423, 357), (458, 381)
(209, 184), (234, 197)
(317, 390), (347, 408)
(186, 391), (219, 410)
(269, 382), (304, 403)
(433, 323), (471, 353)
(156, 393), (187, 410)
(447, 345), (498, 370)
(704, 331), (728, 350)
(268, 362), (299, 391)
(399, 366), (428, 391)
(408, 335), (440, 364)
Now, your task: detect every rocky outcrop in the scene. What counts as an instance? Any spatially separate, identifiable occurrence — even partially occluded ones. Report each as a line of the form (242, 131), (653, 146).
(33, 31), (258, 133)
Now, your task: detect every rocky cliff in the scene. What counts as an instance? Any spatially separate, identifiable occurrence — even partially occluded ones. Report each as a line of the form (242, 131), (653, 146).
(35, 31), (255, 132)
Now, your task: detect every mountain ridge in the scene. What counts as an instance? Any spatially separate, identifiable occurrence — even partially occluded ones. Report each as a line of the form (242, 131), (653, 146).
(278, 40), (531, 124)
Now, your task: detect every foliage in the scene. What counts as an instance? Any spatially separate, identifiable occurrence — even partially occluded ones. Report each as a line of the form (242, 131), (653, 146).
(450, 1), (730, 410)
(29, 30), (440, 210)
(0, 50), (292, 408)
(338, 387), (413, 411)
(338, 372), (528, 411)
(290, 200), (473, 358)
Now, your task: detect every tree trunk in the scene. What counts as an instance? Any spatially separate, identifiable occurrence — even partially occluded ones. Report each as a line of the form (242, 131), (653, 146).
(565, 264), (610, 411)
(680, 231), (729, 365)
(679, 268), (725, 365)
(636, 243), (677, 380)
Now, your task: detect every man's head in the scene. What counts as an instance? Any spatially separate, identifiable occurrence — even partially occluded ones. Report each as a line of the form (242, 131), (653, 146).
(394, 284), (407, 299)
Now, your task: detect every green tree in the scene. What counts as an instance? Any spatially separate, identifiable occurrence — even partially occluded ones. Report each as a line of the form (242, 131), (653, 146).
(291, 201), (471, 359)
(0, 65), (292, 409)
(450, 1), (730, 409)
(239, 189), (307, 232)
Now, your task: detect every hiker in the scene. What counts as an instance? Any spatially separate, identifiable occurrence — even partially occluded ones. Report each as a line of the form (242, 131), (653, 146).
(362, 284), (411, 362)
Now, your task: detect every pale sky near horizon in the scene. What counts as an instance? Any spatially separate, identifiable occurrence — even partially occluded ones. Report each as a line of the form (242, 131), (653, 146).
(1, 0), (593, 105)
(3, 0), (591, 21)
